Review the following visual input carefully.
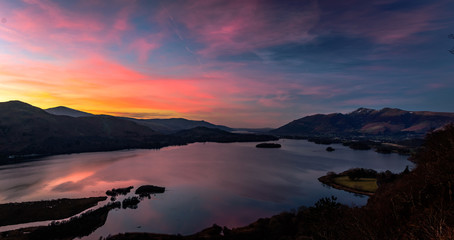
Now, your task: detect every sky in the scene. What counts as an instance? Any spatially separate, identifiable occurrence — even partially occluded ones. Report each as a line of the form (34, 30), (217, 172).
(0, 0), (453, 128)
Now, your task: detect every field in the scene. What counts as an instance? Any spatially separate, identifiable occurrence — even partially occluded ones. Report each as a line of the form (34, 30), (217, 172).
(333, 176), (378, 193)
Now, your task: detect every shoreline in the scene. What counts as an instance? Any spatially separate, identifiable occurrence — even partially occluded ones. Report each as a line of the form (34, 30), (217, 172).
(0, 197), (107, 227)
(318, 175), (375, 196)
(0, 135), (416, 167)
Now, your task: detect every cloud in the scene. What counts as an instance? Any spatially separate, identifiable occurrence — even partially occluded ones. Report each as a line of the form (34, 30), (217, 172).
(315, 0), (445, 44)
(128, 36), (161, 63)
(0, 0), (148, 59)
(159, 0), (319, 58)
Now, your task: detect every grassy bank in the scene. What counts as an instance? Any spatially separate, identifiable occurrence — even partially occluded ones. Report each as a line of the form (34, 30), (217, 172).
(332, 176), (378, 193)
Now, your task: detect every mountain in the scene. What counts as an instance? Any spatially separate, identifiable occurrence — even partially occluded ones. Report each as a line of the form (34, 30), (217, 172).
(0, 101), (274, 163)
(45, 106), (93, 117)
(0, 101), (162, 160)
(44, 106), (231, 133)
(127, 118), (232, 134)
(271, 107), (454, 139)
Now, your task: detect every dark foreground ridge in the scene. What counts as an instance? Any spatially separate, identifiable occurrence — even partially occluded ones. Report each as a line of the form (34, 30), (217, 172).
(102, 124), (454, 239)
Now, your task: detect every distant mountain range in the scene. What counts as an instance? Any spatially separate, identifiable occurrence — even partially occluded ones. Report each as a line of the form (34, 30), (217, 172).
(0, 101), (275, 162)
(271, 107), (454, 139)
(44, 106), (231, 133)
(0, 101), (160, 159)
(124, 118), (231, 134)
(2, 100), (454, 162)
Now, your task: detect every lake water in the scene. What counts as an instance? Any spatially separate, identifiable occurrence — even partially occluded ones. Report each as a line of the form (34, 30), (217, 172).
(0, 139), (410, 239)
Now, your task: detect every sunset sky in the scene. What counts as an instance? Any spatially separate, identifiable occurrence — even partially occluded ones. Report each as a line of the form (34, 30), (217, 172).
(0, 0), (453, 128)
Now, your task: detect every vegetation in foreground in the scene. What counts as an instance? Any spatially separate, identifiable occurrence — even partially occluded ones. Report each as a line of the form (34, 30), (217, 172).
(103, 123), (454, 239)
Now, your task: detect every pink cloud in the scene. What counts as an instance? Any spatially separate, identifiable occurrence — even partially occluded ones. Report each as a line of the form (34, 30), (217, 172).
(160, 0), (319, 57)
(426, 83), (445, 89)
(128, 36), (161, 63)
(1, 48), (342, 127)
(0, 0), (149, 60)
(318, 1), (444, 44)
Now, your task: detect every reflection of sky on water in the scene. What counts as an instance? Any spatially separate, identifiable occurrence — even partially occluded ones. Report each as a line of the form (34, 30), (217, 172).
(0, 140), (410, 239)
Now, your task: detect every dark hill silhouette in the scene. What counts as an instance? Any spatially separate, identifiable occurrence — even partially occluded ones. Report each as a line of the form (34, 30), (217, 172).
(271, 107), (454, 139)
(44, 105), (231, 133)
(0, 101), (162, 160)
(0, 101), (275, 163)
(126, 118), (232, 134)
(45, 106), (93, 117)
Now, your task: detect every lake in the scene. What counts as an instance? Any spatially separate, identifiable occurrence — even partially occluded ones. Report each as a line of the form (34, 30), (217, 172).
(0, 139), (410, 239)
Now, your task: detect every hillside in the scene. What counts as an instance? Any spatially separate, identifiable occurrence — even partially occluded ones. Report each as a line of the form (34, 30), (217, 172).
(0, 101), (274, 163)
(44, 106), (231, 134)
(127, 118), (232, 134)
(45, 106), (93, 117)
(271, 107), (454, 139)
(0, 101), (162, 160)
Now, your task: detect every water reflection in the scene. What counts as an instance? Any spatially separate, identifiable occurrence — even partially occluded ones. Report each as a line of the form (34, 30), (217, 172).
(0, 140), (410, 239)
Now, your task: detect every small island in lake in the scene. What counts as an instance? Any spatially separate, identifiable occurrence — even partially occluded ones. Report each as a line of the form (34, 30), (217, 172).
(106, 186), (134, 197)
(256, 143), (281, 148)
(326, 146), (335, 152)
(135, 185), (166, 197)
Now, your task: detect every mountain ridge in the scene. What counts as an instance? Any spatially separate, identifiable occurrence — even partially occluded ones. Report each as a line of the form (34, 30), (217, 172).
(44, 105), (231, 133)
(271, 107), (454, 138)
(45, 106), (93, 117)
(0, 100), (274, 163)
